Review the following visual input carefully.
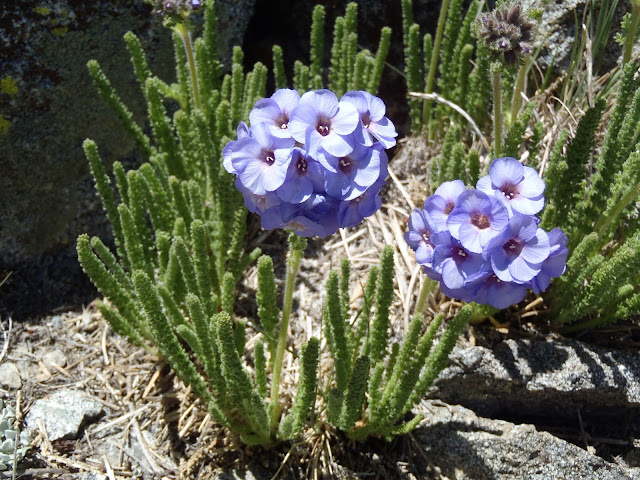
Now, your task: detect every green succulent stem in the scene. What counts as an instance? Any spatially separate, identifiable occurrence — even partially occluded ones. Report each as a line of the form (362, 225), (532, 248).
(624, 0), (640, 64)
(414, 276), (435, 315)
(492, 69), (503, 156)
(510, 59), (529, 125)
(269, 234), (306, 434)
(422, 0), (452, 128)
(176, 23), (201, 109)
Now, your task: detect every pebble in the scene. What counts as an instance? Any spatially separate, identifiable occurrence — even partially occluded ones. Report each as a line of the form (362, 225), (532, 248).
(25, 389), (104, 441)
(42, 348), (67, 369)
(0, 362), (22, 389)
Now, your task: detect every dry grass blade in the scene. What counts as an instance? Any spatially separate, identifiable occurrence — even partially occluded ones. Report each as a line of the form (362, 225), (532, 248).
(408, 91), (491, 152)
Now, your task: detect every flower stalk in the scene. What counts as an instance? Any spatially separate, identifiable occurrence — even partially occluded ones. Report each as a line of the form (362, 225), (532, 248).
(414, 275), (435, 315)
(422, 0), (452, 129)
(510, 58), (529, 125)
(269, 234), (306, 433)
(492, 68), (502, 156)
(176, 23), (201, 109)
(624, 0), (640, 64)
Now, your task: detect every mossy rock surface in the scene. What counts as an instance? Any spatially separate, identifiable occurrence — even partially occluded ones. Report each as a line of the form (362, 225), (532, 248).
(0, 0), (255, 319)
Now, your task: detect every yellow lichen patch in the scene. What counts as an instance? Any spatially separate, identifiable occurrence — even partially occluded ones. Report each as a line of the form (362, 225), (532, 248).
(34, 6), (51, 15)
(52, 27), (68, 37)
(0, 116), (11, 135)
(0, 76), (18, 96)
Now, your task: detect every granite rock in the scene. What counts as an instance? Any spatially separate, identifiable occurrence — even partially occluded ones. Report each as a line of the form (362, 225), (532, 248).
(520, 0), (628, 73)
(431, 337), (640, 419)
(415, 400), (639, 480)
(25, 389), (105, 441)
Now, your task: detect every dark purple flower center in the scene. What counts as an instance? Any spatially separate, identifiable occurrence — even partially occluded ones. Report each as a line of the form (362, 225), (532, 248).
(261, 149), (275, 166)
(421, 230), (432, 245)
(316, 116), (331, 136)
(444, 202), (455, 215)
(296, 156), (308, 173)
(275, 113), (289, 129)
(471, 213), (491, 229)
(361, 112), (371, 129)
(450, 246), (470, 266)
(500, 183), (519, 200)
(338, 157), (353, 174)
(504, 238), (523, 256)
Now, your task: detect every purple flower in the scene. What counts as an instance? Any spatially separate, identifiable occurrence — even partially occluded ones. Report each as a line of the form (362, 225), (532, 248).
(231, 123), (295, 195)
(423, 180), (467, 232)
(235, 179), (282, 215)
(431, 231), (486, 291)
(438, 282), (478, 304)
(446, 189), (509, 254)
(275, 147), (325, 203)
(262, 194), (339, 237)
(288, 89), (359, 157)
(249, 89), (300, 139)
(467, 268), (529, 309)
(483, 214), (550, 283)
(337, 179), (385, 228)
(477, 157), (545, 215)
(340, 91), (398, 148)
(530, 227), (568, 294)
(404, 208), (439, 266)
(320, 143), (387, 200)
(223, 122), (250, 175)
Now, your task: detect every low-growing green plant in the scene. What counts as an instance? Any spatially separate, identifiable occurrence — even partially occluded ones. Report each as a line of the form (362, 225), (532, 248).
(400, 0), (640, 332)
(402, 0), (492, 136)
(78, 0), (419, 447)
(541, 62), (640, 331)
(322, 248), (472, 440)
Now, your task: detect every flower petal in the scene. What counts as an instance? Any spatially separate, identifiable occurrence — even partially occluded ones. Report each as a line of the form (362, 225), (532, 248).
(309, 89), (339, 116)
(271, 88), (300, 113)
(520, 166), (545, 197)
(509, 255), (540, 282)
(288, 104), (317, 143)
(332, 101), (360, 135)
(489, 157), (524, 187)
(249, 98), (280, 126)
(321, 133), (355, 157)
(521, 228), (550, 264)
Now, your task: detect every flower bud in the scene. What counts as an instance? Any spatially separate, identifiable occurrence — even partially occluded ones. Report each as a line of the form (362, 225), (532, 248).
(474, 2), (536, 66)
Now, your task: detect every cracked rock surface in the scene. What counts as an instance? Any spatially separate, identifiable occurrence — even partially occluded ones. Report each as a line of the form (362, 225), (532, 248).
(415, 400), (640, 480)
(431, 337), (640, 419)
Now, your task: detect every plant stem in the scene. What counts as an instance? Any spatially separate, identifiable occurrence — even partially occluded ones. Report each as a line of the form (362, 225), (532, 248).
(268, 236), (305, 434)
(414, 276), (435, 315)
(422, 0), (451, 129)
(510, 59), (529, 125)
(492, 69), (503, 156)
(177, 24), (201, 110)
(624, 0), (640, 64)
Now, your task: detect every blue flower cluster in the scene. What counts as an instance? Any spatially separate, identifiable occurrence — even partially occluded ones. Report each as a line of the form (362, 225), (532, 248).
(223, 89), (398, 237)
(405, 157), (568, 309)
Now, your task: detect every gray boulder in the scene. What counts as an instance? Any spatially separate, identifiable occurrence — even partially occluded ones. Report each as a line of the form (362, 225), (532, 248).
(0, 0), (254, 319)
(521, 0), (628, 73)
(431, 337), (640, 419)
(415, 400), (639, 480)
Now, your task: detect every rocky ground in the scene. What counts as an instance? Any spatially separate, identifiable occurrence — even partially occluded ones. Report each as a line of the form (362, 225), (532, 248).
(1, 139), (639, 479)
(2, 306), (639, 479)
